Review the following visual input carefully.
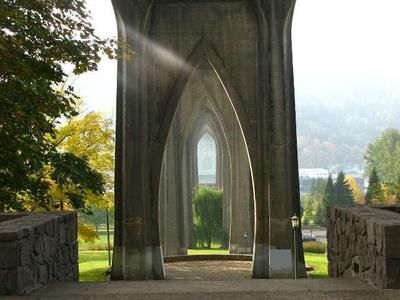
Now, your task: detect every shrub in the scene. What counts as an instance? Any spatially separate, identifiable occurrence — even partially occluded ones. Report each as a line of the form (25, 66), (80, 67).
(303, 241), (326, 254)
(193, 187), (223, 248)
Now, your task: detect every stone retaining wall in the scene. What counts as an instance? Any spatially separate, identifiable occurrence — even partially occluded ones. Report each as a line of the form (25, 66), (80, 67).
(0, 212), (28, 223)
(327, 206), (400, 289)
(378, 205), (400, 215)
(0, 212), (78, 295)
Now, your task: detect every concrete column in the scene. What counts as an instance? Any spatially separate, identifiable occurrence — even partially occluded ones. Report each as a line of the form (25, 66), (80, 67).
(284, 0), (307, 275)
(221, 145), (231, 249)
(216, 142), (223, 188)
(229, 121), (253, 254)
(252, 0), (306, 278)
(111, 0), (165, 280)
(159, 118), (186, 256)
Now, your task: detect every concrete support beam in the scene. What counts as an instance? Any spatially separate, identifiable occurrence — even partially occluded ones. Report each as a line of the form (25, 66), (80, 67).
(111, 0), (165, 280)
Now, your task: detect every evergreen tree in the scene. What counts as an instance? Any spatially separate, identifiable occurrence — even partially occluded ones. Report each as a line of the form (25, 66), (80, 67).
(302, 197), (316, 225)
(365, 167), (385, 205)
(334, 171), (355, 207)
(310, 178), (327, 225)
(317, 175), (335, 225)
(314, 200), (324, 225)
(310, 178), (328, 198)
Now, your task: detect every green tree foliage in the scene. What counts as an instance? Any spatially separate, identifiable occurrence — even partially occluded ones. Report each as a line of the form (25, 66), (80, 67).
(193, 187), (223, 248)
(53, 112), (115, 210)
(21, 111), (115, 241)
(52, 111), (115, 242)
(365, 167), (385, 206)
(48, 152), (105, 212)
(316, 173), (354, 226)
(334, 171), (355, 208)
(302, 197), (316, 225)
(318, 175), (335, 226)
(364, 129), (400, 204)
(311, 178), (328, 197)
(80, 206), (115, 231)
(365, 129), (400, 184)
(0, 0), (115, 211)
(302, 178), (327, 225)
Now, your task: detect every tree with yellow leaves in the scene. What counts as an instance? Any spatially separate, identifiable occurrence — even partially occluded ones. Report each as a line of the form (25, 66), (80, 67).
(345, 175), (364, 204)
(51, 111), (115, 243)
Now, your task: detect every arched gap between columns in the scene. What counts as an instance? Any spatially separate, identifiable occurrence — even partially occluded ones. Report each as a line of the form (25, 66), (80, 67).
(204, 59), (256, 257)
(158, 43), (256, 274)
(183, 98), (234, 250)
(160, 94), (234, 255)
(175, 74), (254, 256)
(196, 130), (217, 185)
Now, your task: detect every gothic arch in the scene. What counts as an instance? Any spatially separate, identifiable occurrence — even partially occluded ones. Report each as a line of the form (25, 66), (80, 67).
(159, 64), (254, 256)
(157, 38), (255, 155)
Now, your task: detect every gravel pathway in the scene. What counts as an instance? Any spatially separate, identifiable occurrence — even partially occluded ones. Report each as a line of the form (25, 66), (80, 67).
(165, 261), (252, 280)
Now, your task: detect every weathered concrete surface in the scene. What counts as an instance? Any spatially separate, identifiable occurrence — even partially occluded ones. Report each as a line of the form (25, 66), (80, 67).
(0, 212), (78, 295)
(112, 0), (305, 279)
(6, 279), (400, 300)
(327, 206), (400, 289)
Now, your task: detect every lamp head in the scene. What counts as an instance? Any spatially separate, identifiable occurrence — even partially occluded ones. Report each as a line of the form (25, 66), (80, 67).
(291, 214), (300, 229)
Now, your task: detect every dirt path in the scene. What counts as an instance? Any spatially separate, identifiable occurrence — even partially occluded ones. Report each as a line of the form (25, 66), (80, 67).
(165, 261), (252, 280)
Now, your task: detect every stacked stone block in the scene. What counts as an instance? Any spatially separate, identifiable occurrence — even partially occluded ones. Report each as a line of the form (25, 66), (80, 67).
(0, 212), (78, 295)
(327, 206), (400, 289)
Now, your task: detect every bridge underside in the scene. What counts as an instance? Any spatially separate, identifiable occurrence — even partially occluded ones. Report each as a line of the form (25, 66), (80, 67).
(111, 0), (306, 280)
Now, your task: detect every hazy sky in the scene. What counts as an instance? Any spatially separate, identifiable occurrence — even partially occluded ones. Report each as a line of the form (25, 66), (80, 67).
(75, 0), (400, 116)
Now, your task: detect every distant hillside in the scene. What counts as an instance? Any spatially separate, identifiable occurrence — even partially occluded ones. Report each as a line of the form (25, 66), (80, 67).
(295, 88), (400, 170)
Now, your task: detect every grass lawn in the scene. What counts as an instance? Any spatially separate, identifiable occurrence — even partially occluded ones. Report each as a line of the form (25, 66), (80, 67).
(187, 248), (229, 255)
(79, 231), (114, 251)
(304, 252), (328, 278)
(78, 249), (328, 281)
(79, 251), (111, 282)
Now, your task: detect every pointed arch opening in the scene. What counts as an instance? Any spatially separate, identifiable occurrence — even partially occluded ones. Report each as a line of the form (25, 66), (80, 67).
(159, 51), (256, 278)
(197, 130), (217, 186)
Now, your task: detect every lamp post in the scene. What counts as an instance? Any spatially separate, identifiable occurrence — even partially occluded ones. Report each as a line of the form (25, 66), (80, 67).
(106, 207), (111, 267)
(291, 214), (300, 279)
(243, 232), (248, 253)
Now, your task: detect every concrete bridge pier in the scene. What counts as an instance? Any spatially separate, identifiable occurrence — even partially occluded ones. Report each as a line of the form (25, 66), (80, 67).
(111, 0), (306, 280)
